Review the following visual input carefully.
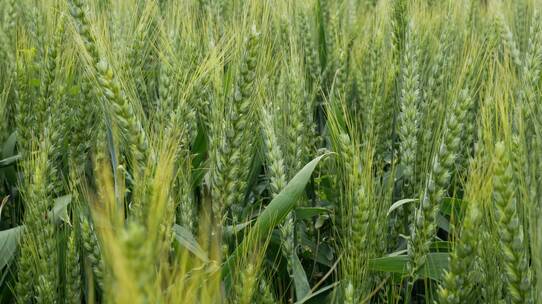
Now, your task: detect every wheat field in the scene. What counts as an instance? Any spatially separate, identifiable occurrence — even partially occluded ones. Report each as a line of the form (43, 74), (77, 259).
(0, 0), (541, 303)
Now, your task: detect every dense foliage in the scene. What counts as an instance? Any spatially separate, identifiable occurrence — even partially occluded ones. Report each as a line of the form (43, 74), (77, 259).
(0, 0), (541, 303)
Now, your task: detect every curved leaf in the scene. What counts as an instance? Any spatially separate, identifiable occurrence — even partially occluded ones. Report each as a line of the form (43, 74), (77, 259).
(368, 252), (449, 281)
(223, 220), (254, 237)
(292, 252), (310, 300)
(440, 197), (466, 219)
(0, 226), (23, 269)
(436, 214), (450, 233)
(0, 196), (9, 222)
(387, 198), (417, 216)
(223, 154), (329, 281)
(295, 207), (330, 220)
(50, 195), (72, 224)
(294, 282), (339, 304)
(173, 224), (209, 262)
(2, 132), (16, 158)
(0, 154), (21, 168)
(0, 132), (17, 184)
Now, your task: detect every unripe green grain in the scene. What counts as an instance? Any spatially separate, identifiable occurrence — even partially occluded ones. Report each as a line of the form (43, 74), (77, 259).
(68, 0), (100, 65)
(335, 131), (376, 296)
(0, 27), (15, 76)
(418, 26), (450, 186)
(176, 154), (195, 232)
(257, 279), (276, 304)
(43, 18), (70, 193)
(17, 146), (59, 304)
(496, 14), (522, 69)
(299, 13), (321, 84)
(518, 11), (542, 139)
(67, 0), (103, 173)
(262, 107), (293, 276)
(398, 23), (420, 198)
(357, 34), (380, 124)
(15, 242), (34, 304)
(493, 142), (533, 304)
(285, 76), (306, 175)
(96, 59), (149, 178)
(69, 80), (96, 182)
(81, 217), (104, 290)
(344, 280), (354, 304)
(461, 95), (477, 168)
(39, 15), (64, 108)
(333, 48), (348, 99)
(120, 223), (151, 298)
(456, 88), (475, 170)
(514, 0), (529, 52)
(211, 28), (259, 224)
(511, 136), (528, 216)
(280, 212), (295, 274)
(129, 43), (149, 108)
(391, 0), (408, 61)
(438, 201), (482, 303)
(6, 0), (17, 35)
(352, 185), (371, 258)
(236, 263), (258, 304)
(157, 61), (174, 128)
(531, 134), (542, 302)
(35, 275), (56, 304)
(262, 108), (287, 198)
(66, 229), (82, 304)
(396, 23), (420, 245)
(14, 46), (41, 157)
(408, 90), (466, 281)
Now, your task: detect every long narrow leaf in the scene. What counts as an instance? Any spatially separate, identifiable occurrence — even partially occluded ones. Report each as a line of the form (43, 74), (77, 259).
(223, 154), (329, 281)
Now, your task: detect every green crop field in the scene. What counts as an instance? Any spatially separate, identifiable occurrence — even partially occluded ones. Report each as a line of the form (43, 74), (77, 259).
(0, 0), (540, 303)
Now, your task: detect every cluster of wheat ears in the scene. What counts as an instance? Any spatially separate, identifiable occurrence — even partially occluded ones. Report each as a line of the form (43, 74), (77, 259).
(0, 0), (541, 303)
